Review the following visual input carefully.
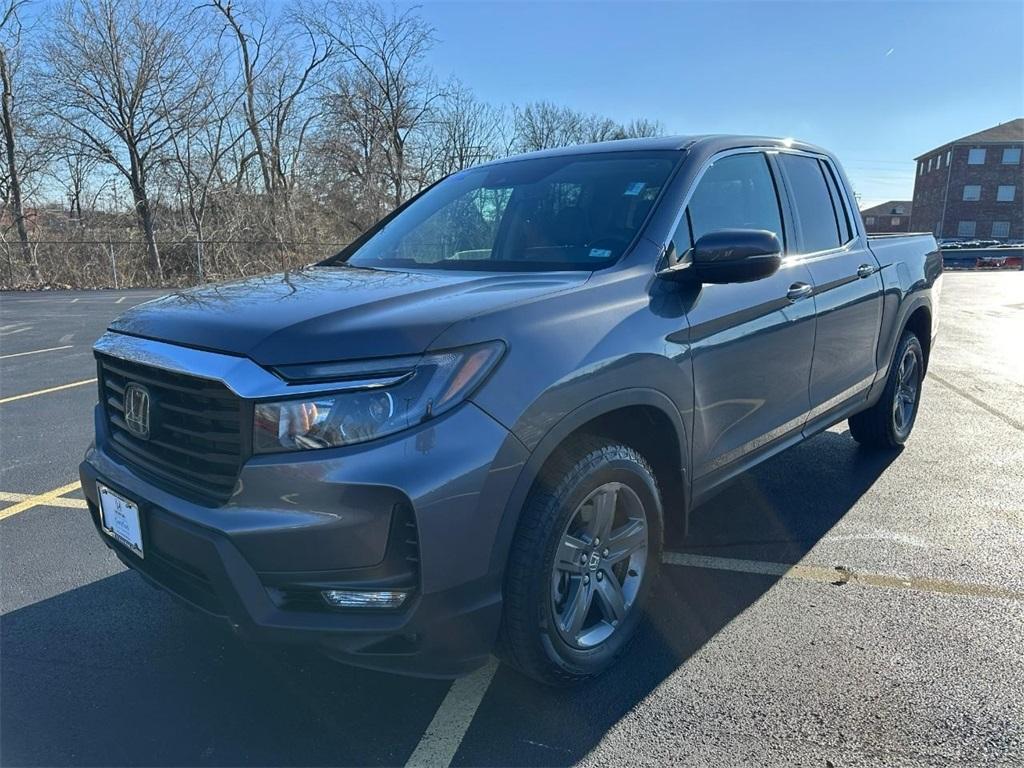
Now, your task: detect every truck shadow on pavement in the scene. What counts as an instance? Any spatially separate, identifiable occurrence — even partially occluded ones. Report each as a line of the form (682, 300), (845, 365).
(1, 430), (897, 767)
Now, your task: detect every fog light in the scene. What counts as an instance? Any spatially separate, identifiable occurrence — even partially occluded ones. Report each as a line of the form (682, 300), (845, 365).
(321, 589), (408, 609)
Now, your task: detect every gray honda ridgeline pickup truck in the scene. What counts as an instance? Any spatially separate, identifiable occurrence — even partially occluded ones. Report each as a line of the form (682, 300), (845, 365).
(80, 135), (941, 684)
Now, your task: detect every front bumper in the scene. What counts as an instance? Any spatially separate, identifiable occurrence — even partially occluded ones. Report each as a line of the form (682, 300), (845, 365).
(80, 400), (528, 677)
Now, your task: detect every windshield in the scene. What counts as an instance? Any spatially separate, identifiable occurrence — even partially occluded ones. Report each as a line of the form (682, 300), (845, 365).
(327, 151), (680, 272)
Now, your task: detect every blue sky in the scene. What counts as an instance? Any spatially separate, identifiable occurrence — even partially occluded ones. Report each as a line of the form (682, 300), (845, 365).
(417, 0), (1024, 208)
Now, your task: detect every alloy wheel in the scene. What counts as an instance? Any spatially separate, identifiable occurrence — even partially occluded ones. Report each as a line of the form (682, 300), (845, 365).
(892, 346), (920, 437)
(550, 482), (648, 649)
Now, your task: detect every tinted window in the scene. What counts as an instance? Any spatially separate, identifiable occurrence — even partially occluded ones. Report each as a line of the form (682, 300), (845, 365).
(820, 159), (853, 242)
(778, 154), (842, 253)
(335, 152), (678, 272)
(679, 152), (784, 250)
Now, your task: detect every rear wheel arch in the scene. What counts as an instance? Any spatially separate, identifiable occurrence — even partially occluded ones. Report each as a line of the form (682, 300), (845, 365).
(903, 304), (932, 373)
(873, 297), (932, 404)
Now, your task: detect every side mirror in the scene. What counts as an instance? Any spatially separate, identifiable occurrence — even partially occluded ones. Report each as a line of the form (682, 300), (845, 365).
(692, 229), (782, 284)
(657, 229), (782, 284)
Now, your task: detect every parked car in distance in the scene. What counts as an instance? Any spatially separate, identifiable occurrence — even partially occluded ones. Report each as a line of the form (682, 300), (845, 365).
(80, 135), (942, 684)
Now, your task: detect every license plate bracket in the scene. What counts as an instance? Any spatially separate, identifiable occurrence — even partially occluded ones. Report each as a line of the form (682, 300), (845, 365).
(98, 484), (144, 559)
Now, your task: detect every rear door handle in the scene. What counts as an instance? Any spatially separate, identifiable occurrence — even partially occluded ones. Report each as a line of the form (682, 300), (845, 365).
(857, 263), (876, 279)
(787, 282), (812, 301)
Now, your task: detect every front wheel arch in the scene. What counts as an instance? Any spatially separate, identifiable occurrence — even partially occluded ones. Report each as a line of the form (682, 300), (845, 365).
(486, 389), (689, 579)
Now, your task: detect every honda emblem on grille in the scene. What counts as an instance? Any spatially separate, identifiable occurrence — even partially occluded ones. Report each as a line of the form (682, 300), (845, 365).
(123, 383), (151, 439)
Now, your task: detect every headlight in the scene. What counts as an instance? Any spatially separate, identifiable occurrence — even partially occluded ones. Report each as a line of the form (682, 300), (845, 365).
(253, 341), (504, 454)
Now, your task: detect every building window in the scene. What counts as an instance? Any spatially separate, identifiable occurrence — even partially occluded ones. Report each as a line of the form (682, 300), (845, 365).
(894, 205), (905, 214)
(865, 216), (876, 225)
(962, 185), (981, 201)
(891, 217), (901, 226)
(957, 221), (976, 238)
(997, 185), (1016, 202)
(918, 162), (924, 176)
(991, 221), (1010, 239)
(967, 148), (986, 165)
(927, 157), (933, 172)
(946, 150), (952, 166)
(1002, 147), (1022, 164)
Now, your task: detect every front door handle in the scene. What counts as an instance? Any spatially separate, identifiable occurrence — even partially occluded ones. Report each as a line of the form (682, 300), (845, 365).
(857, 263), (876, 279)
(787, 282), (812, 302)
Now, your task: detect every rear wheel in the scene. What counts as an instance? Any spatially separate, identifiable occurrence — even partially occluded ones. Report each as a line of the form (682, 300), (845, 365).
(849, 330), (924, 449)
(500, 438), (662, 685)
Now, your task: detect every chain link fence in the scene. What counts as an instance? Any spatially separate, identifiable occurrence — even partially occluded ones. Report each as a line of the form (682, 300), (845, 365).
(1, 237), (350, 289)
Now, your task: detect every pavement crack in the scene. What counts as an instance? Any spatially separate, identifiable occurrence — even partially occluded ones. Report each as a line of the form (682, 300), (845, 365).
(831, 565), (852, 586)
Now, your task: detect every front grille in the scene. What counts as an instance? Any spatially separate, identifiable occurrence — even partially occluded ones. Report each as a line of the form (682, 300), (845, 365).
(98, 354), (246, 505)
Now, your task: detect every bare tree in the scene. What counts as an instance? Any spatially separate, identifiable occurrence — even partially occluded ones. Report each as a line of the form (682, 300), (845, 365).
(622, 117), (664, 139)
(0, 0), (37, 281)
(426, 79), (504, 178)
(209, 0), (335, 268)
(0, 0), (672, 290)
(512, 101), (585, 153)
(316, 69), (392, 228)
(43, 0), (209, 281)
(43, 132), (111, 224)
(211, 0), (334, 198)
(158, 54), (247, 280)
(513, 101), (664, 152)
(319, 1), (440, 207)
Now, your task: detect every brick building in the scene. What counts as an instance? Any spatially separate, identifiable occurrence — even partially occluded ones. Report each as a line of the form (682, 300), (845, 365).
(910, 118), (1024, 241)
(859, 201), (912, 233)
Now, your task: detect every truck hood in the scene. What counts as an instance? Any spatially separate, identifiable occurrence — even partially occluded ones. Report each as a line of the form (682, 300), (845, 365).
(109, 265), (588, 366)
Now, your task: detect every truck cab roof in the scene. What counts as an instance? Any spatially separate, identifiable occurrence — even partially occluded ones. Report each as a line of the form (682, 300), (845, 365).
(477, 134), (836, 167)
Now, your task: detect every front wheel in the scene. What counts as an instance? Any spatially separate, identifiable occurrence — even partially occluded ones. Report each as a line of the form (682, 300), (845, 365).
(499, 439), (663, 685)
(849, 330), (924, 449)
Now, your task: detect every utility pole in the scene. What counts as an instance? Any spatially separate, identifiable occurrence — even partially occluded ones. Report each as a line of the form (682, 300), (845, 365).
(107, 239), (119, 289)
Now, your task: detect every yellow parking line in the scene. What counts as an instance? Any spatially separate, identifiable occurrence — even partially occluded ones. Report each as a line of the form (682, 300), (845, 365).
(662, 552), (1024, 601)
(0, 378), (96, 404)
(0, 491), (87, 509)
(0, 344), (73, 360)
(0, 482), (83, 521)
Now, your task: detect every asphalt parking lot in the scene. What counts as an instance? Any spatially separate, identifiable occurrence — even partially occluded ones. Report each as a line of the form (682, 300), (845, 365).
(1, 272), (1022, 767)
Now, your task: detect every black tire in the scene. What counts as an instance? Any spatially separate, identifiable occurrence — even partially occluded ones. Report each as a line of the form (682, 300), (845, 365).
(499, 437), (663, 685)
(848, 330), (924, 449)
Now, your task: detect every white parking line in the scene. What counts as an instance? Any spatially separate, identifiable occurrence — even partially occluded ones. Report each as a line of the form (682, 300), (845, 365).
(0, 345), (73, 360)
(116, 296), (126, 304)
(0, 326), (30, 337)
(405, 657), (499, 768)
(0, 378), (96, 405)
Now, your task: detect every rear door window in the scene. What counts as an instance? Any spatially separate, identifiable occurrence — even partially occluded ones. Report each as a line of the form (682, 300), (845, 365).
(820, 160), (853, 243)
(674, 152), (785, 256)
(778, 153), (844, 253)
